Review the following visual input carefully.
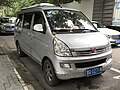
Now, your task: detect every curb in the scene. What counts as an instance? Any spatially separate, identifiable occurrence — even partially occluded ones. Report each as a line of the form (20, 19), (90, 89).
(0, 45), (33, 90)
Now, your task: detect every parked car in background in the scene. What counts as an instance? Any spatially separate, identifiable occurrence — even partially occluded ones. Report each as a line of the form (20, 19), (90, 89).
(0, 17), (15, 34)
(92, 21), (120, 45)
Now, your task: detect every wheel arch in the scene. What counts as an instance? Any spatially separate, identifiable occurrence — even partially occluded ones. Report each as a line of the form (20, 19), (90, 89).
(42, 56), (53, 70)
(15, 40), (19, 45)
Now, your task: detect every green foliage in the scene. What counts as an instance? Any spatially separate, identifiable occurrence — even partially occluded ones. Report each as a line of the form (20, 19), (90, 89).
(1, 0), (82, 16)
(4, 0), (36, 16)
(0, 0), (14, 6)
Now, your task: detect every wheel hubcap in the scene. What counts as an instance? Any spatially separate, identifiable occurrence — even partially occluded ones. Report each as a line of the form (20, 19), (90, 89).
(45, 63), (53, 81)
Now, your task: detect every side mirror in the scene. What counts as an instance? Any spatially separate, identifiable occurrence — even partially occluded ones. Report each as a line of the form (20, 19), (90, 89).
(33, 24), (43, 32)
(104, 25), (106, 28)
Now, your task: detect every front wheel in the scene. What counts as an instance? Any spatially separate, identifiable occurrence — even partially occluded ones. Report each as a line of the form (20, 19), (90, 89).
(43, 59), (60, 86)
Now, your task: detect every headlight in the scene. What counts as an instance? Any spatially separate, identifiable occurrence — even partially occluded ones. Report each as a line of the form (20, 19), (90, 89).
(106, 42), (111, 51)
(53, 38), (72, 57)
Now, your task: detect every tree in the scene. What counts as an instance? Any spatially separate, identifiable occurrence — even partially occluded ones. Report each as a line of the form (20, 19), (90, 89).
(4, 0), (36, 16)
(0, 0), (14, 6)
(1, 0), (82, 16)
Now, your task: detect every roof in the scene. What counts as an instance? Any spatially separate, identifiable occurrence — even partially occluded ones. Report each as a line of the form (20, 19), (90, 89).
(91, 21), (99, 23)
(21, 3), (55, 10)
(38, 6), (79, 11)
(18, 3), (79, 14)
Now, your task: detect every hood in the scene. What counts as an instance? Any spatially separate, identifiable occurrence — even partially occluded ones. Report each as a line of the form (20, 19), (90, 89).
(3, 23), (15, 26)
(97, 28), (120, 35)
(55, 32), (108, 49)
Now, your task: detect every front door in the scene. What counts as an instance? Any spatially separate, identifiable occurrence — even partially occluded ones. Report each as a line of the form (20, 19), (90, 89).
(30, 12), (47, 62)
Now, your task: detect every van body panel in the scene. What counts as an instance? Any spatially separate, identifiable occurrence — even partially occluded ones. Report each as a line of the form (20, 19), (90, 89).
(30, 30), (53, 62)
(55, 32), (108, 49)
(15, 27), (32, 54)
(21, 28), (32, 54)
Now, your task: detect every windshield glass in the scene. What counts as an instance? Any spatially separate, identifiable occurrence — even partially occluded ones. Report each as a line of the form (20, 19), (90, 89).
(0, 18), (9, 23)
(44, 9), (97, 33)
(93, 22), (105, 28)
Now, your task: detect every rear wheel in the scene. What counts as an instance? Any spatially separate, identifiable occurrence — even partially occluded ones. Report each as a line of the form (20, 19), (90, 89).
(16, 42), (25, 57)
(43, 59), (60, 86)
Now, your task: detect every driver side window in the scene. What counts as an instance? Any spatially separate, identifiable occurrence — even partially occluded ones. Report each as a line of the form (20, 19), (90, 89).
(33, 12), (46, 32)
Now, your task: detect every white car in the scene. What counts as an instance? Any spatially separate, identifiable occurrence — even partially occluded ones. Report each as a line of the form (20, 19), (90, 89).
(0, 17), (15, 34)
(92, 21), (120, 45)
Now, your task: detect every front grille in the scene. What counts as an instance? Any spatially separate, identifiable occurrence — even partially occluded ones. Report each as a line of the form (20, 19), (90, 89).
(6, 26), (14, 28)
(75, 58), (106, 68)
(75, 47), (106, 56)
(112, 35), (120, 40)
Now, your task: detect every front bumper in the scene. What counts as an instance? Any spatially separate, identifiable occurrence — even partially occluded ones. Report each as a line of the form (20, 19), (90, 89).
(56, 58), (112, 80)
(0, 28), (14, 33)
(54, 50), (112, 80)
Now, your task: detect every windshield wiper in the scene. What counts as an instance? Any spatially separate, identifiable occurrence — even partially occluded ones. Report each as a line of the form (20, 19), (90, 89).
(78, 29), (98, 32)
(53, 28), (70, 32)
(52, 28), (97, 33)
(67, 29), (98, 33)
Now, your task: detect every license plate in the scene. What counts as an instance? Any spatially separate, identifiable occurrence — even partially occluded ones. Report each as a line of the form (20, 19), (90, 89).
(115, 40), (120, 44)
(86, 67), (103, 77)
(7, 28), (14, 32)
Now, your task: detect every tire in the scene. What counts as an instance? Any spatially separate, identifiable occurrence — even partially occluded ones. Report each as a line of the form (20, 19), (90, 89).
(113, 44), (118, 46)
(16, 42), (25, 57)
(43, 59), (60, 86)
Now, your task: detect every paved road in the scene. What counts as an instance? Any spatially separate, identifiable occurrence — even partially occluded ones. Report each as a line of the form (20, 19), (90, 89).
(0, 47), (24, 90)
(0, 35), (120, 90)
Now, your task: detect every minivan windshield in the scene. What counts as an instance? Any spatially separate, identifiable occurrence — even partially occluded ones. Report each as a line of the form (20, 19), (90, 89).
(92, 22), (105, 28)
(44, 9), (97, 33)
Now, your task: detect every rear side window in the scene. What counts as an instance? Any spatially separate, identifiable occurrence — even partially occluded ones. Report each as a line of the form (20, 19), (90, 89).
(23, 13), (33, 29)
(16, 14), (23, 27)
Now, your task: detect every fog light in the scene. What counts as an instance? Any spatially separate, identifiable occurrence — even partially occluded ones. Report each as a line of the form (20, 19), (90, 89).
(60, 63), (71, 68)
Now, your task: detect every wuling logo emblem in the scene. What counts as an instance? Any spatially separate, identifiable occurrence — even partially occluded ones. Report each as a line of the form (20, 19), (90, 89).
(90, 48), (96, 53)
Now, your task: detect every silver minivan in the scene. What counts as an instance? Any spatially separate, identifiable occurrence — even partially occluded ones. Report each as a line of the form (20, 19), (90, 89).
(14, 3), (112, 86)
